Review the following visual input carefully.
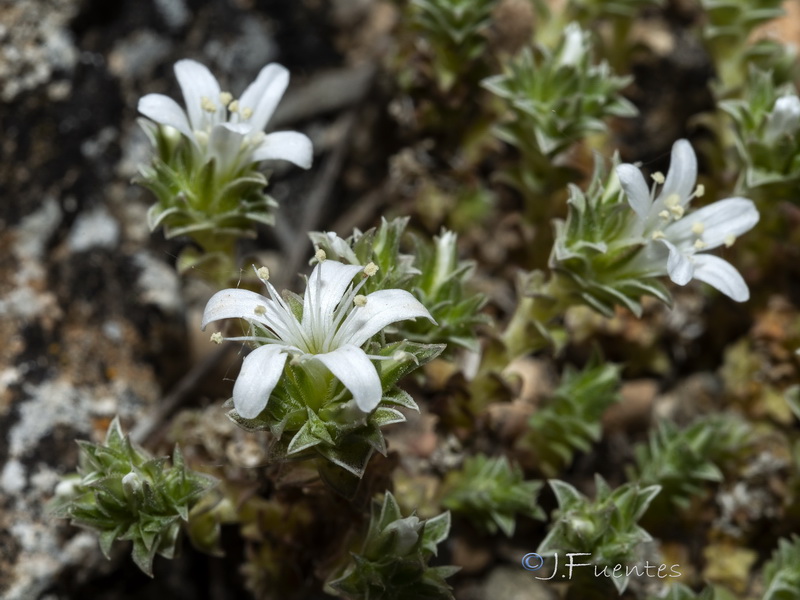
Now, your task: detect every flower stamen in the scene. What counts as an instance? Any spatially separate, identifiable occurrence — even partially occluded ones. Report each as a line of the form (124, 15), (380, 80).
(200, 96), (217, 113)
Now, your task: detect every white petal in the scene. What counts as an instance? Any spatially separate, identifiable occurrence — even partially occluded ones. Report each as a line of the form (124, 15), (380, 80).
(251, 131), (313, 168)
(303, 261), (363, 327)
(692, 254), (750, 302)
(209, 122), (250, 172)
(238, 63), (289, 133)
(660, 239), (694, 286)
(138, 94), (194, 140)
(658, 139), (697, 206)
(174, 59), (222, 131)
(334, 289), (435, 348)
(616, 163), (652, 221)
(314, 345), (382, 412)
(667, 198), (759, 250)
(233, 345), (288, 418)
(202, 289), (270, 329)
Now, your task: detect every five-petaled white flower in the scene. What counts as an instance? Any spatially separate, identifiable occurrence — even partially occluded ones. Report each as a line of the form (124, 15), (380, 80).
(616, 139), (760, 302)
(202, 257), (435, 419)
(138, 59), (312, 173)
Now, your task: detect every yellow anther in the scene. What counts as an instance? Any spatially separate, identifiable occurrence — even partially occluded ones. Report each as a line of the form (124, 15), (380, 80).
(315, 249), (327, 262)
(363, 262), (379, 277)
(651, 172), (665, 184)
(228, 99), (240, 113)
(200, 96), (217, 113)
(724, 234), (736, 248)
(210, 332), (223, 344)
(257, 266), (270, 281)
(219, 91), (233, 107)
(695, 184), (705, 198)
(241, 107), (254, 120)
(693, 239), (707, 250)
(658, 210), (671, 221)
(664, 193), (681, 208)
(691, 222), (705, 235)
(670, 205), (685, 219)
(651, 230), (666, 240)
(254, 305), (267, 316)
(354, 295), (367, 307)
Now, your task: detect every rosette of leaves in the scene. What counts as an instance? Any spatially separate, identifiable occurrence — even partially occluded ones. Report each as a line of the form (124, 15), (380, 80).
(719, 68), (800, 198)
(763, 535), (800, 600)
(519, 358), (621, 476)
(550, 153), (671, 317)
(326, 491), (458, 600)
(699, 0), (786, 92)
(48, 417), (215, 576)
(538, 476), (661, 593)
(137, 123), (278, 282)
(627, 415), (751, 511)
(440, 454), (545, 536)
(482, 23), (636, 192)
(310, 219), (489, 354)
(408, 0), (497, 92)
(230, 342), (444, 497)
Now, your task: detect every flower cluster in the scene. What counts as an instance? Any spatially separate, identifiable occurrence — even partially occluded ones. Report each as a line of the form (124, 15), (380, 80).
(310, 218), (489, 354)
(139, 60), (312, 173)
(136, 60), (313, 284)
(617, 139), (759, 302)
(202, 254), (442, 486)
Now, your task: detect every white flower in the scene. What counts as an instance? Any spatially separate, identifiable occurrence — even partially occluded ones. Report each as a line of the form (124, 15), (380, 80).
(138, 59), (312, 173)
(202, 259), (435, 418)
(764, 94), (800, 144)
(616, 139), (760, 302)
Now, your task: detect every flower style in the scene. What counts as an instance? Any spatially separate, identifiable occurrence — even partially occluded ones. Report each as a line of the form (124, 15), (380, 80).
(138, 59), (312, 173)
(202, 257), (435, 418)
(616, 139), (759, 302)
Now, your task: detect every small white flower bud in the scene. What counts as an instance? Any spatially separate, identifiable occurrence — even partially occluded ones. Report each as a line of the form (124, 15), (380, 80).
(55, 477), (81, 498)
(384, 516), (421, 555)
(122, 471), (142, 500)
(765, 95), (800, 142)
